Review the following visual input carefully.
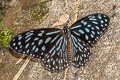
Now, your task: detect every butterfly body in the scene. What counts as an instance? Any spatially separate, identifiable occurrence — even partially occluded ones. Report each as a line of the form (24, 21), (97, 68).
(10, 13), (110, 72)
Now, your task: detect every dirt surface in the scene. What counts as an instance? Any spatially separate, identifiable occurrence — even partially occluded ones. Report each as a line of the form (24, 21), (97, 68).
(0, 0), (120, 80)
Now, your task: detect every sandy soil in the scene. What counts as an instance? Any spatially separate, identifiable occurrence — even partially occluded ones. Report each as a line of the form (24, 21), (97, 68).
(0, 0), (120, 80)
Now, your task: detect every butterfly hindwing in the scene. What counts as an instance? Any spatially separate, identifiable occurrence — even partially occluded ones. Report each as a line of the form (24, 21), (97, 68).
(10, 28), (69, 72)
(70, 13), (110, 47)
(71, 34), (90, 68)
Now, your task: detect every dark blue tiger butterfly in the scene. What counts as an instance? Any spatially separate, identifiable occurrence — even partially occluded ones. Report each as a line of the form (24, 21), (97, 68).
(10, 13), (110, 72)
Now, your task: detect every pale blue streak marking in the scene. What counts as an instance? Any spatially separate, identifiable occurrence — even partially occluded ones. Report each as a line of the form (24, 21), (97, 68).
(78, 40), (84, 49)
(45, 37), (51, 44)
(42, 45), (46, 51)
(31, 42), (35, 46)
(70, 25), (81, 29)
(61, 59), (63, 63)
(15, 47), (18, 50)
(101, 20), (104, 23)
(32, 45), (36, 51)
(72, 31), (80, 36)
(26, 32), (31, 35)
(35, 48), (39, 52)
(85, 28), (90, 32)
(91, 27), (95, 30)
(89, 18), (96, 21)
(87, 25), (92, 27)
(81, 20), (87, 25)
(56, 58), (58, 62)
(71, 35), (77, 42)
(85, 35), (89, 40)
(62, 38), (65, 51)
(51, 58), (53, 61)
(71, 35), (77, 48)
(92, 21), (98, 24)
(80, 56), (82, 61)
(52, 60), (55, 65)
(20, 45), (22, 48)
(56, 38), (62, 51)
(56, 66), (58, 69)
(18, 35), (22, 40)
(49, 46), (55, 54)
(97, 31), (100, 35)
(47, 59), (50, 63)
(25, 43), (30, 48)
(84, 54), (87, 57)
(72, 39), (77, 48)
(18, 41), (21, 45)
(51, 35), (59, 43)
(98, 14), (102, 19)
(41, 52), (44, 56)
(58, 59), (61, 64)
(38, 31), (44, 37)
(91, 34), (94, 38)
(95, 26), (100, 30)
(89, 15), (95, 19)
(46, 30), (61, 36)
(34, 37), (39, 41)
(56, 36), (63, 46)
(25, 37), (31, 43)
(51, 50), (56, 57)
(26, 49), (29, 54)
(92, 31), (95, 35)
(25, 33), (33, 39)
(38, 40), (43, 45)
(78, 47), (82, 52)
(79, 29), (84, 34)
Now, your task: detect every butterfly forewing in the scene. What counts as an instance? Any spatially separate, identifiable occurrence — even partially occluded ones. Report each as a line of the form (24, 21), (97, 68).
(71, 34), (90, 68)
(70, 13), (110, 47)
(10, 28), (69, 72)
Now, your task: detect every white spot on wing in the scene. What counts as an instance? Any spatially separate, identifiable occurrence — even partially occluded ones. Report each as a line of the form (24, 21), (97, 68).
(79, 30), (84, 34)
(38, 40), (43, 45)
(42, 46), (46, 51)
(85, 28), (90, 32)
(85, 35), (89, 40)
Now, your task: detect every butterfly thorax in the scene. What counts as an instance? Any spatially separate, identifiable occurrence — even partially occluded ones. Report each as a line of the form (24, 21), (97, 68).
(63, 25), (73, 62)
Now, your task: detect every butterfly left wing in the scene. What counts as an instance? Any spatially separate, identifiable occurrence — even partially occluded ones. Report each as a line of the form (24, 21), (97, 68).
(70, 13), (110, 47)
(70, 34), (90, 68)
(10, 28), (70, 72)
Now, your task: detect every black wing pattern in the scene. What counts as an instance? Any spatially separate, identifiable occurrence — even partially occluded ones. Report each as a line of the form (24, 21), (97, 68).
(71, 34), (90, 68)
(70, 13), (110, 47)
(10, 28), (69, 72)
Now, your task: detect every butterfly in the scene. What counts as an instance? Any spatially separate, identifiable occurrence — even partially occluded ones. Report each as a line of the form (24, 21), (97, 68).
(10, 13), (110, 72)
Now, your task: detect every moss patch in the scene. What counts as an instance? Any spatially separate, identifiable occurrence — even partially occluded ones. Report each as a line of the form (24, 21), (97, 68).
(0, 24), (13, 48)
(31, 1), (49, 22)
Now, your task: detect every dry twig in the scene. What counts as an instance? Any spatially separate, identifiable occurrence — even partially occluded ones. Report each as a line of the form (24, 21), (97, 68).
(13, 57), (31, 80)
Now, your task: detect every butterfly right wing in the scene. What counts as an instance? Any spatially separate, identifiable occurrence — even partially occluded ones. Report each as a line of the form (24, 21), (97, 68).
(70, 13), (110, 47)
(10, 28), (69, 72)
